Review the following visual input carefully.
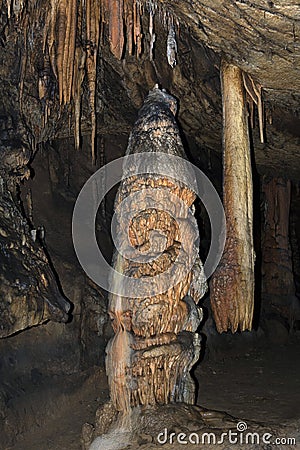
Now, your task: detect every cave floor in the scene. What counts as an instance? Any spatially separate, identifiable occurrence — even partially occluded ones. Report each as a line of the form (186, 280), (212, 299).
(6, 338), (300, 450)
(195, 337), (300, 425)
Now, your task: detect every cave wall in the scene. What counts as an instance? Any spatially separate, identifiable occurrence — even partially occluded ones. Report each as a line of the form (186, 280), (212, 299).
(0, 134), (124, 445)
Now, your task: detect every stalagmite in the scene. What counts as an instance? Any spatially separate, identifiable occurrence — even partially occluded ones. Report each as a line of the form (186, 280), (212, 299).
(106, 86), (207, 416)
(210, 61), (255, 333)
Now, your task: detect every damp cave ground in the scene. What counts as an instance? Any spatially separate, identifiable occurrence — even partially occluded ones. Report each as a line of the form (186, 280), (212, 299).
(5, 334), (300, 450)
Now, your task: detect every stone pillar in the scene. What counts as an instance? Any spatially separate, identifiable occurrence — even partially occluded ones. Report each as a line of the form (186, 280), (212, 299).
(210, 61), (255, 333)
(105, 86), (207, 415)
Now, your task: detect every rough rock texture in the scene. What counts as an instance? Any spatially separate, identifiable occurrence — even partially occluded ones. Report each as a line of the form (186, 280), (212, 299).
(106, 86), (207, 415)
(0, 189), (70, 336)
(0, 114), (70, 337)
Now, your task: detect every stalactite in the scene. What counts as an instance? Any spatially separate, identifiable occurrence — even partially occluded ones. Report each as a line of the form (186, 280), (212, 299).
(134, 0), (142, 57)
(242, 72), (264, 143)
(8, 0), (25, 19)
(66, 0), (77, 104)
(167, 23), (177, 68)
(148, 1), (156, 61)
(86, 0), (101, 164)
(38, 49), (52, 126)
(124, 0), (134, 55)
(210, 61), (255, 333)
(106, 313), (132, 413)
(52, 0), (78, 105)
(109, 0), (124, 60)
(18, 13), (28, 113)
(62, 0), (71, 102)
(72, 0), (86, 150)
(11, 0), (184, 162)
(56, 1), (66, 104)
(48, 0), (59, 80)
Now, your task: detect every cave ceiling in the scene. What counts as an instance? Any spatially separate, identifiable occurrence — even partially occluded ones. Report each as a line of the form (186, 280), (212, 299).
(0, 0), (299, 179)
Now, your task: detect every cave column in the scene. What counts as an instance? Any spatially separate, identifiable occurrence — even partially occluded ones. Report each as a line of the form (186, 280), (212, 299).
(105, 87), (207, 416)
(261, 177), (296, 319)
(210, 61), (255, 333)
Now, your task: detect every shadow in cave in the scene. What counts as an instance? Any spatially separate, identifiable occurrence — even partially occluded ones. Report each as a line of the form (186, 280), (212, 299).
(248, 122), (263, 331)
(16, 175), (74, 323)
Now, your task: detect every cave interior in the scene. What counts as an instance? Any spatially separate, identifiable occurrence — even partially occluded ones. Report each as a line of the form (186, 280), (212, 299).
(0, 1), (300, 449)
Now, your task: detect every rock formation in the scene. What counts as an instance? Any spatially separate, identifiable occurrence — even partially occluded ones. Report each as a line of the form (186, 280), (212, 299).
(0, 115), (70, 337)
(106, 86), (207, 415)
(210, 62), (255, 333)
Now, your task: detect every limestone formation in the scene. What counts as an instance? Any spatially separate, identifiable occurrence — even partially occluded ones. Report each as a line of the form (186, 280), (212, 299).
(106, 86), (207, 414)
(210, 61), (255, 333)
